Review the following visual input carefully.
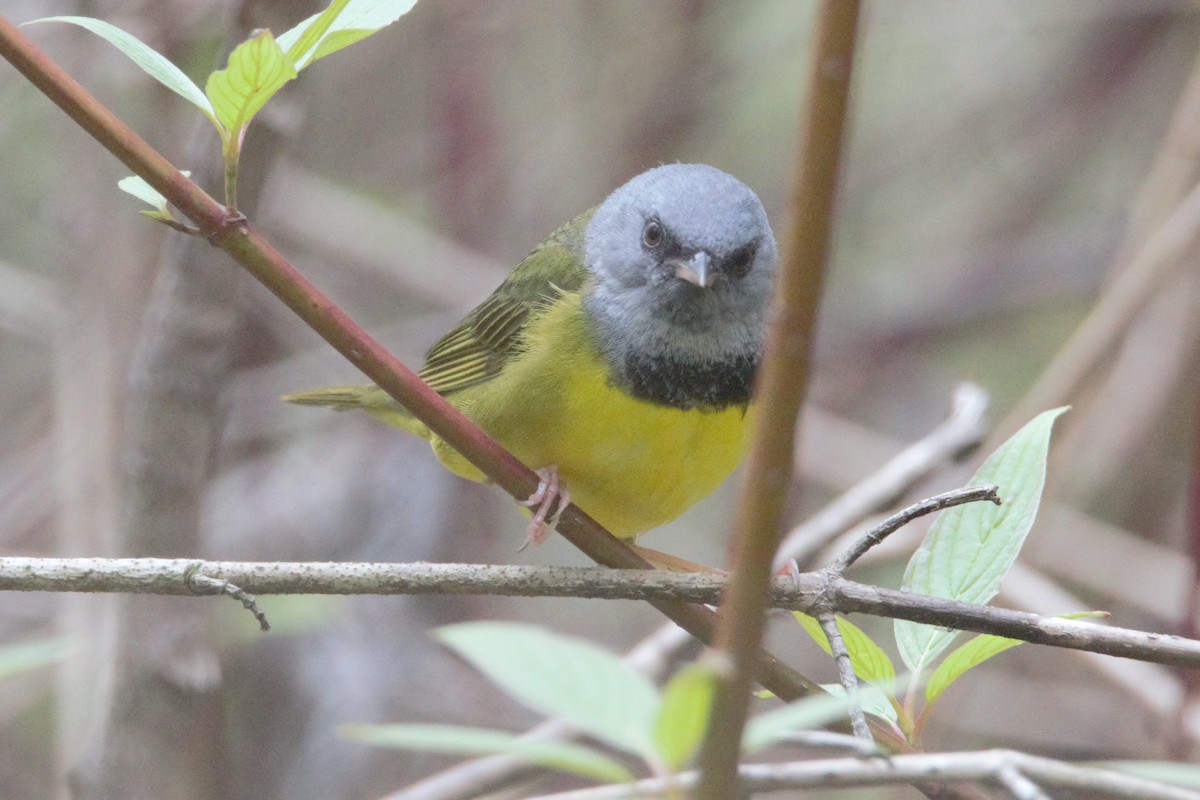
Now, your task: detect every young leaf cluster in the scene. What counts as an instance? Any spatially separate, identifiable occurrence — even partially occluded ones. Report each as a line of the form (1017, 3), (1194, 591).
(27, 0), (417, 213)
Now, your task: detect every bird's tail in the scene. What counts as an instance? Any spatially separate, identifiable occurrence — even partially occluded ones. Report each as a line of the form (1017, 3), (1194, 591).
(282, 385), (375, 409)
(282, 385), (430, 438)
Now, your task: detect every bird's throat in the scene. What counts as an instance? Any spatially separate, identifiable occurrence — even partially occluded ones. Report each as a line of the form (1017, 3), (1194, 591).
(615, 349), (757, 411)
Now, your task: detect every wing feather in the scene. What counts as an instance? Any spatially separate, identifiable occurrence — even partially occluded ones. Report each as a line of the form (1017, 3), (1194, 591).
(418, 213), (593, 395)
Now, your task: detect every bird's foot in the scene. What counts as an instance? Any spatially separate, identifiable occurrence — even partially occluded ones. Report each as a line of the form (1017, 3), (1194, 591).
(518, 466), (571, 550)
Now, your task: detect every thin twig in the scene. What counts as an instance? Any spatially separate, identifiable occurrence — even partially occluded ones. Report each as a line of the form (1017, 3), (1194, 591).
(696, 2), (862, 795)
(816, 611), (872, 742)
(770, 730), (884, 755)
(826, 485), (1000, 574)
(183, 565), (270, 631)
(997, 765), (1052, 800)
(4, 557), (1197, 668)
(522, 750), (1200, 800)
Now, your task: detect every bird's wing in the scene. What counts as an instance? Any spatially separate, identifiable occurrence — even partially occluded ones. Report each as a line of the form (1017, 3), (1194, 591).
(419, 213), (593, 395)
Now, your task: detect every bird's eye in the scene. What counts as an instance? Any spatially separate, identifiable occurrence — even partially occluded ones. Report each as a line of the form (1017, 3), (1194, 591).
(724, 242), (758, 279)
(642, 219), (664, 249)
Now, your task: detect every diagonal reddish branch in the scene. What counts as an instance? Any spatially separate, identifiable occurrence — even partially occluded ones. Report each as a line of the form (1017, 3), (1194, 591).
(0, 15), (820, 700)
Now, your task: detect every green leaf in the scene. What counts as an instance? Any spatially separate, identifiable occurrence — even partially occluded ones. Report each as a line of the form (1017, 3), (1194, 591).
(652, 662), (718, 771)
(340, 723), (633, 784)
(26, 17), (216, 126)
(435, 622), (660, 758)
(923, 611), (1104, 706)
(281, 0), (351, 67)
(743, 693), (856, 753)
(925, 633), (1021, 705)
(118, 175), (169, 212)
(742, 676), (905, 753)
(117, 172), (191, 214)
(819, 683), (899, 724)
(1094, 761), (1200, 789)
(0, 637), (73, 681)
(205, 29), (296, 145)
(792, 612), (896, 687)
(276, 0), (420, 69)
(895, 407), (1068, 676)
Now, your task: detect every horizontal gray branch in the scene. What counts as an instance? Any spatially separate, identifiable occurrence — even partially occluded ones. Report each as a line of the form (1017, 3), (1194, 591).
(528, 749), (1200, 800)
(2, 556), (1197, 668)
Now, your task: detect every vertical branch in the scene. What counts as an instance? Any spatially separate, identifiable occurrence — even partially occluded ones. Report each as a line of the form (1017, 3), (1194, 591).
(695, 2), (861, 797)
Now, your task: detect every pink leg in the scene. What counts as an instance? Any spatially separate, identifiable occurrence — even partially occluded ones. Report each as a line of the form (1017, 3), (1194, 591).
(518, 466), (571, 549)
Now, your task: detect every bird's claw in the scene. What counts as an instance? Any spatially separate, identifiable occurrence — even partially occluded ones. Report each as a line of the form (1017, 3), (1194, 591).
(518, 466), (570, 550)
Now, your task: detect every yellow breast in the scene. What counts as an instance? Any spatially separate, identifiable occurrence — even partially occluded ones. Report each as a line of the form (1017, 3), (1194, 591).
(430, 293), (752, 539)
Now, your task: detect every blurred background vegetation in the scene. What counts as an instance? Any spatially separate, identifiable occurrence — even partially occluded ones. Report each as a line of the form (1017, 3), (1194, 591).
(2, 1), (1199, 798)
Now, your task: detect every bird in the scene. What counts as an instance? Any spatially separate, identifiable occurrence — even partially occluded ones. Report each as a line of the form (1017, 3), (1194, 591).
(284, 164), (778, 561)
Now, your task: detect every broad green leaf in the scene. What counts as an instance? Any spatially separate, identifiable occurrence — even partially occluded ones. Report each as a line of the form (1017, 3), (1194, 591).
(819, 683), (899, 724)
(1095, 761), (1200, 789)
(924, 611), (1105, 706)
(205, 30), (296, 145)
(0, 637), (73, 681)
(792, 612), (896, 687)
(277, 0), (419, 70)
(281, 0), (351, 67)
(340, 723), (633, 783)
(895, 407), (1068, 676)
(26, 17), (216, 125)
(435, 622), (659, 758)
(925, 633), (1021, 705)
(652, 662), (718, 771)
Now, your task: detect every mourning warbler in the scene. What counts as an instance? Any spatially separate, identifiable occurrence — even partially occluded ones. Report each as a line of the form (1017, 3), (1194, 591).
(285, 164), (778, 547)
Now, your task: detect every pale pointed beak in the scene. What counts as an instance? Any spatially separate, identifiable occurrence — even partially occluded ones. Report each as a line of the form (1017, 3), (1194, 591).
(672, 251), (714, 288)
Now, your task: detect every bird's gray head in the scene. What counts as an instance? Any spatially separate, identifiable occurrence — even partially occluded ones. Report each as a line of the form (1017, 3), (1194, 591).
(583, 164), (777, 410)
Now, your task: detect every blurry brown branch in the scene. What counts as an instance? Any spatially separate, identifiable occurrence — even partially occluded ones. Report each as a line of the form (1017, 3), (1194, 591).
(524, 750), (1200, 800)
(996, 175), (1200, 446)
(3, 556), (1196, 668)
(781, 382), (989, 570)
(993, 43), (1200, 455)
(0, 15), (824, 702)
(698, 1), (862, 796)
